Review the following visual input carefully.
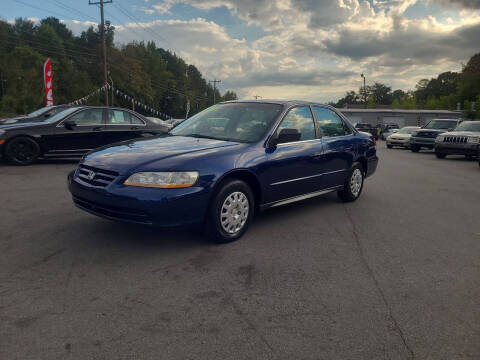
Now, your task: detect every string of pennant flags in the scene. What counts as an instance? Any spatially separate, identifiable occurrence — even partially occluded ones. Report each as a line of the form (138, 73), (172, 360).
(69, 84), (172, 119)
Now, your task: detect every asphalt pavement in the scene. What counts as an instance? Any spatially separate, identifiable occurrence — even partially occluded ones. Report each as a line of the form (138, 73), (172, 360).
(1, 144), (479, 360)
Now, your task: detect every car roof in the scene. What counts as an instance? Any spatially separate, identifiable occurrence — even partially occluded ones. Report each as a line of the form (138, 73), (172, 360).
(220, 99), (331, 107)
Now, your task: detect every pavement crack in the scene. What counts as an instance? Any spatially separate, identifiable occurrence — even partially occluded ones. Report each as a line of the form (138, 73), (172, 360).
(343, 204), (415, 360)
(221, 288), (275, 357)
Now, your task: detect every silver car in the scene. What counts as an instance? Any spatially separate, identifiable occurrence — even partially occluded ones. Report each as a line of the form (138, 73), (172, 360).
(386, 126), (421, 148)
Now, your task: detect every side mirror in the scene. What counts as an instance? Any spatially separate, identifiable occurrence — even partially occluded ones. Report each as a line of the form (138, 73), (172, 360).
(63, 120), (77, 130)
(272, 128), (301, 146)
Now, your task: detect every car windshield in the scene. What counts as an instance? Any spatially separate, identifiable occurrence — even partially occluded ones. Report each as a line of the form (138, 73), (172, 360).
(424, 120), (458, 129)
(397, 127), (418, 134)
(453, 122), (480, 132)
(170, 103), (283, 143)
(43, 108), (79, 124)
(26, 106), (53, 118)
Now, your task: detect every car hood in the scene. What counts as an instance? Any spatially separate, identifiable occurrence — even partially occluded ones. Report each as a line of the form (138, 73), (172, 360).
(82, 135), (241, 174)
(389, 133), (410, 139)
(417, 129), (447, 134)
(0, 120), (45, 130)
(442, 131), (480, 136)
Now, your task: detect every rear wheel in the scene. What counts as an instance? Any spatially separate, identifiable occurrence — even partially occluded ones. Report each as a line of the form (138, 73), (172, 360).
(338, 163), (364, 203)
(435, 152), (447, 159)
(5, 136), (40, 165)
(465, 154), (475, 159)
(205, 179), (254, 244)
(387, 144), (393, 149)
(411, 145), (420, 153)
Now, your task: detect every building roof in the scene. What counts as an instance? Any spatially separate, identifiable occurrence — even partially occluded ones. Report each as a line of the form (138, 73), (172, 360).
(337, 108), (462, 115)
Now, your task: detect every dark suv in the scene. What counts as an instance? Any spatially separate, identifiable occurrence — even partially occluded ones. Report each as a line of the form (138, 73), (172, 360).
(355, 123), (376, 138)
(410, 119), (462, 152)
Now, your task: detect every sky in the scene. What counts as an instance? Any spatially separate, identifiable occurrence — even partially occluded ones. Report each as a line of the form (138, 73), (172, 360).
(3, 0), (480, 102)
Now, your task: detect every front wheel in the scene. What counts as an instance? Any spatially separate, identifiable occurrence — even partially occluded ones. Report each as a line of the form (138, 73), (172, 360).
(435, 152), (447, 159)
(411, 145), (420, 153)
(387, 144), (393, 149)
(5, 136), (41, 165)
(205, 179), (254, 244)
(338, 164), (364, 203)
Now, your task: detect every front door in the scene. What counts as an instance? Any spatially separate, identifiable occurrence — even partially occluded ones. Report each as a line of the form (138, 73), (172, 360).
(50, 108), (106, 154)
(262, 106), (324, 204)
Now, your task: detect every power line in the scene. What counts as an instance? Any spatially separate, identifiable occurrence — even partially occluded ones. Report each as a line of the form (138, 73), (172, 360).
(113, 1), (176, 51)
(47, 0), (98, 22)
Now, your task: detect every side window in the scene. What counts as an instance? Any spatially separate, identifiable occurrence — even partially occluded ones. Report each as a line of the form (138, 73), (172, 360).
(108, 110), (131, 125)
(313, 108), (348, 137)
(130, 114), (144, 125)
(69, 109), (103, 126)
(277, 106), (316, 141)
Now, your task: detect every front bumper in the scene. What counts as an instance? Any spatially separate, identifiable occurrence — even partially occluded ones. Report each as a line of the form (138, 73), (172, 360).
(386, 138), (409, 147)
(68, 170), (211, 227)
(410, 136), (436, 148)
(435, 143), (479, 156)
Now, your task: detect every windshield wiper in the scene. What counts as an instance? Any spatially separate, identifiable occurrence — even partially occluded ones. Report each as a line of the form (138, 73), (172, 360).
(183, 134), (224, 140)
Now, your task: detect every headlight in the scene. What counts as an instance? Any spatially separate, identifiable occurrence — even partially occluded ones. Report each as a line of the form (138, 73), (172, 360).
(467, 136), (480, 144)
(124, 171), (199, 188)
(436, 135), (445, 142)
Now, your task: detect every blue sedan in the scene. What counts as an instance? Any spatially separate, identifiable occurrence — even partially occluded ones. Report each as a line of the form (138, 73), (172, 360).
(68, 100), (378, 243)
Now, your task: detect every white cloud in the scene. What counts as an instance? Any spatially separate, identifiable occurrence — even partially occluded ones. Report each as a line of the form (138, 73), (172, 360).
(64, 0), (480, 102)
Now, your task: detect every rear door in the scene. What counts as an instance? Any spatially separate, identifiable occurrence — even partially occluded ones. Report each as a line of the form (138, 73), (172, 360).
(51, 108), (105, 152)
(103, 109), (147, 145)
(312, 107), (356, 188)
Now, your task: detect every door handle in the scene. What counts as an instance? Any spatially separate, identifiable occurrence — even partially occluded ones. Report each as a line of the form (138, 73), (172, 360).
(131, 126), (139, 130)
(93, 126), (103, 131)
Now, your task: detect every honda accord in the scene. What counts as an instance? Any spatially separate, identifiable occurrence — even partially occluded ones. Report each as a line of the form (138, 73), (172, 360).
(68, 101), (378, 243)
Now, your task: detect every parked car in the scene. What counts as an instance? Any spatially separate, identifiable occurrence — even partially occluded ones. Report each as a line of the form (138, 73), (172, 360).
(381, 127), (399, 140)
(146, 117), (173, 129)
(386, 126), (420, 148)
(410, 118), (462, 152)
(355, 123), (376, 138)
(0, 105), (71, 125)
(0, 106), (169, 165)
(434, 121), (480, 159)
(68, 100), (378, 243)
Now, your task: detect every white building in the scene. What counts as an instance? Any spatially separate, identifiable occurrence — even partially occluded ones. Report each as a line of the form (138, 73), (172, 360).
(338, 109), (464, 128)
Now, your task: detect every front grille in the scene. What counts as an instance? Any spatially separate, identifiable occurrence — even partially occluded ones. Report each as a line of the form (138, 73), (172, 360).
(76, 165), (118, 187)
(417, 132), (439, 138)
(73, 195), (152, 224)
(443, 136), (467, 143)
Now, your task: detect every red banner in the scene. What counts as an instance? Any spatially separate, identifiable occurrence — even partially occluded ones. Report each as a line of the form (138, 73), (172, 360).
(43, 58), (53, 106)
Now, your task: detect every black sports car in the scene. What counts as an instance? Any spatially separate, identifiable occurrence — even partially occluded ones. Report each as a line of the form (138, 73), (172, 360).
(0, 105), (71, 125)
(0, 106), (169, 165)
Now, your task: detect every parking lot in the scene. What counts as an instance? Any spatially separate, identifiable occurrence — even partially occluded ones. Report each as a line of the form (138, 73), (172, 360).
(1, 144), (479, 359)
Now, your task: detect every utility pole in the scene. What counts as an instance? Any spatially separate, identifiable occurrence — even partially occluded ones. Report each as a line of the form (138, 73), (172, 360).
(361, 73), (366, 109)
(209, 78), (221, 104)
(89, 0), (112, 106)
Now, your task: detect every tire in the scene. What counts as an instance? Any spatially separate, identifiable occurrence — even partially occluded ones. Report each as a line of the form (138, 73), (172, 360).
(411, 145), (420, 153)
(5, 136), (40, 165)
(387, 144), (393, 149)
(435, 152), (447, 159)
(338, 163), (364, 203)
(205, 179), (254, 244)
(465, 155), (474, 159)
